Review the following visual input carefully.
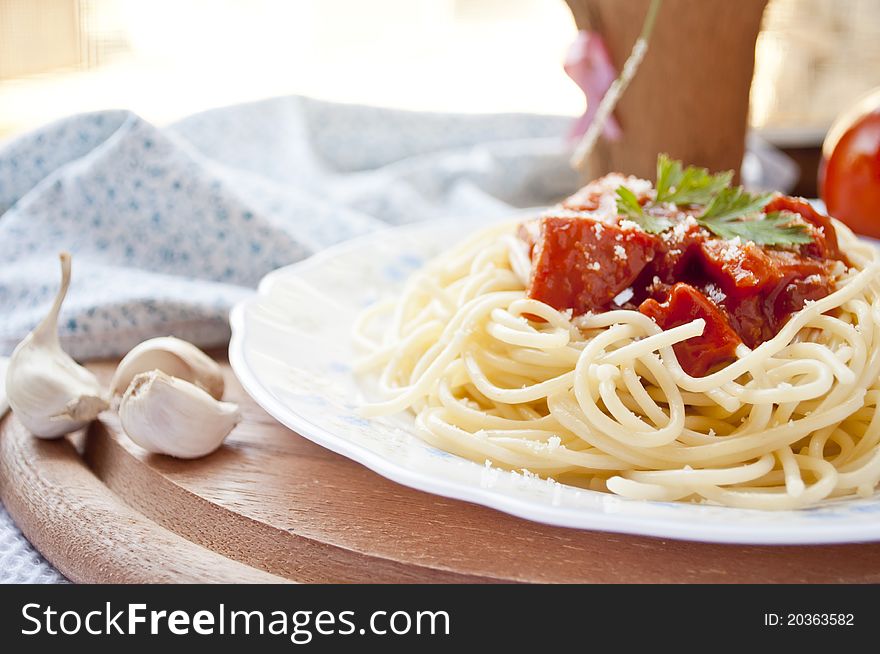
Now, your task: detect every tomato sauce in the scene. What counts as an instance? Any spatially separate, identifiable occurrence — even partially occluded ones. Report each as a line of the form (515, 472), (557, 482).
(523, 217), (656, 313)
(639, 283), (741, 376)
(519, 176), (848, 376)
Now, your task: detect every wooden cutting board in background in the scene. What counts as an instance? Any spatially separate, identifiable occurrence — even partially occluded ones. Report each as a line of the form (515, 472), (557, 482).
(2, 356), (880, 584)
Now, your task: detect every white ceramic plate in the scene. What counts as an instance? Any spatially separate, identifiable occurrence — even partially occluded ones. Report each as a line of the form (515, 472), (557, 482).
(229, 217), (880, 544)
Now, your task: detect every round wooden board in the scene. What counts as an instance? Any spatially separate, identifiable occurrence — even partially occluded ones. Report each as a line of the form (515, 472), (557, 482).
(3, 357), (880, 583)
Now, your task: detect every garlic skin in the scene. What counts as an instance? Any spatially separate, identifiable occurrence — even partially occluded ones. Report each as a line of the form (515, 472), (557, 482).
(0, 357), (9, 418)
(5, 253), (109, 438)
(118, 370), (241, 459)
(111, 336), (224, 399)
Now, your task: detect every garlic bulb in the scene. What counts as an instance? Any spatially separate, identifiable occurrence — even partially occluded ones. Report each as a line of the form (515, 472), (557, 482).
(111, 336), (224, 399)
(5, 252), (109, 438)
(118, 370), (241, 459)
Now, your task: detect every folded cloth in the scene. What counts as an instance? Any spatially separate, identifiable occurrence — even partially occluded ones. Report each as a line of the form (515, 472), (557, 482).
(0, 96), (575, 582)
(0, 96), (575, 360)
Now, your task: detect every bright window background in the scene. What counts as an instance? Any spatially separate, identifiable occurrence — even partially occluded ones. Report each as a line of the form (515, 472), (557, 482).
(1, 0), (880, 142)
(0, 0), (581, 138)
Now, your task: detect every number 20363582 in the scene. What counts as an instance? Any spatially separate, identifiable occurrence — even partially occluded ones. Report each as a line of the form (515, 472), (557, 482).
(764, 614), (854, 627)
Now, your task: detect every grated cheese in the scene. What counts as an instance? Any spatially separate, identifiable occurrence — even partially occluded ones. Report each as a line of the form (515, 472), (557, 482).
(704, 283), (726, 305)
(612, 287), (634, 306)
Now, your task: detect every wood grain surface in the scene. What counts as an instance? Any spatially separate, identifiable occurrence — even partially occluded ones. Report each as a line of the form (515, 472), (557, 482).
(2, 357), (880, 583)
(565, 0), (766, 181)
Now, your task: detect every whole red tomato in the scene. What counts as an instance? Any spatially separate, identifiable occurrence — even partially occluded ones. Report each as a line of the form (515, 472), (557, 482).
(820, 88), (880, 238)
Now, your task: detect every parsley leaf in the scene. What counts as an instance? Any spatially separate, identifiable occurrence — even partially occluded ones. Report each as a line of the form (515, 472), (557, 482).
(615, 186), (643, 219)
(698, 210), (813, 245)
(615, 186), (671, 234)
(697, 188), (812, 244)
(655, 154), (733, 205)
(700, 186), (773, 222)
(615, 155), (815, 245)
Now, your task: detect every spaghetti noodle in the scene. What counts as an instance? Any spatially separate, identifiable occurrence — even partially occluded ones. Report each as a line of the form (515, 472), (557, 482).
(355, 166), (880, 510)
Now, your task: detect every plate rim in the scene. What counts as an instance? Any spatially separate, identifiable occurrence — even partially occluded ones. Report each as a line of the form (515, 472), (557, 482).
(229, 218), (880, 545)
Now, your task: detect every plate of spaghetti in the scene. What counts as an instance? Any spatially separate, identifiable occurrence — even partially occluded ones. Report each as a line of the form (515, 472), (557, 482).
(230, 156), (880, 544)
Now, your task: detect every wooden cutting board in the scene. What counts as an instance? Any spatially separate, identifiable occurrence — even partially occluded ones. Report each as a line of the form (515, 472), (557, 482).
(2, 356), (880, 583)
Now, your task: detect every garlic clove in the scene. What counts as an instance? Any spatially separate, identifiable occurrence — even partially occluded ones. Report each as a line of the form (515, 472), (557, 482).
(5, 252), (109, 438)
(118, 370), (241, 459)
(110, 336), (225, 400)
(0, 356), (10, 418)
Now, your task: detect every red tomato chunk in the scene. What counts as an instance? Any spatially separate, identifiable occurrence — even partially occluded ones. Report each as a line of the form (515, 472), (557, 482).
(519, 176), (848, 376)
(639, 283), (741, 376)
(524, 216), (656, 315)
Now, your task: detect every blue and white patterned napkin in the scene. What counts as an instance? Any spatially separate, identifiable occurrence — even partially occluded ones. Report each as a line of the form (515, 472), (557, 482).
(0, 97), (575, 360)
(0, 97), (574, 583)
